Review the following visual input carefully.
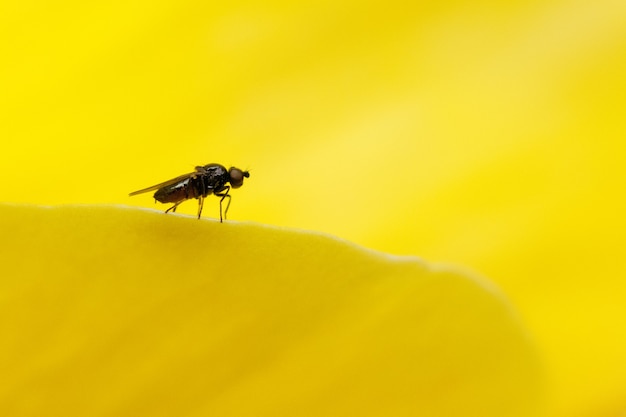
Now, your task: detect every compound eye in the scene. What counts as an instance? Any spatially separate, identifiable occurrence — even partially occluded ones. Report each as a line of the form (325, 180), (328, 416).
(229, 167), (248, 188)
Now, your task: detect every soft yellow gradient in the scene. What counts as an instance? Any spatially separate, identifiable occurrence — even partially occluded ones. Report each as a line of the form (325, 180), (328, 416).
(1, 1), (625, 416)
(0, 204), (541, 416)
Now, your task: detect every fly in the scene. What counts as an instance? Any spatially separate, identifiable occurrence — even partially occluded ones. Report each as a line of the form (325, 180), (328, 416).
(129, 163), (249, 222)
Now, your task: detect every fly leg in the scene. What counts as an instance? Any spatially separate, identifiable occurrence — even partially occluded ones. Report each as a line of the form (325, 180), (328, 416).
(197, 196), (205, 219)
(165, 201), (184, 214)
(215, 186), (231, 223)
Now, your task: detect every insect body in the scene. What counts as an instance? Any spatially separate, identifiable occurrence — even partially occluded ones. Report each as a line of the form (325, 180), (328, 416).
(129, 163), (249, 222)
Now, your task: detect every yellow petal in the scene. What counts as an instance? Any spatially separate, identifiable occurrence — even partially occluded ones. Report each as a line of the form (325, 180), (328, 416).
(1, 204), (541, 417)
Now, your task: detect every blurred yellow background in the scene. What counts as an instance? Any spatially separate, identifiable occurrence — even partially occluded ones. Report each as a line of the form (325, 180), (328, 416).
(1, 1), (625, 416)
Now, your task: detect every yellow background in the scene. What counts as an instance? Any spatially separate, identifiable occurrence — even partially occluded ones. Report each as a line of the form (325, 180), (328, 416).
(1, 1), (626, 416)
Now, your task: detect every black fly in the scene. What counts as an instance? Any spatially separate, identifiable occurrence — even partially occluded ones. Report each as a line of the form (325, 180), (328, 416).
(129, 164), (249, 222)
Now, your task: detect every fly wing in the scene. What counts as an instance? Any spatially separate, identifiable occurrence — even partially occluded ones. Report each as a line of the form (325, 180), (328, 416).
(129, 171), (198, 196)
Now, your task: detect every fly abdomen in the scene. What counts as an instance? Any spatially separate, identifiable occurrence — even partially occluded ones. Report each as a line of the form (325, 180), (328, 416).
(154, 178), (199, 203)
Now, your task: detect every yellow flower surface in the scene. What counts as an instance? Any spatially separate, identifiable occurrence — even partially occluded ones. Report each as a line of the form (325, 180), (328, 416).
(1, 204), (540, 416)
(1, 1), (626, 416)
